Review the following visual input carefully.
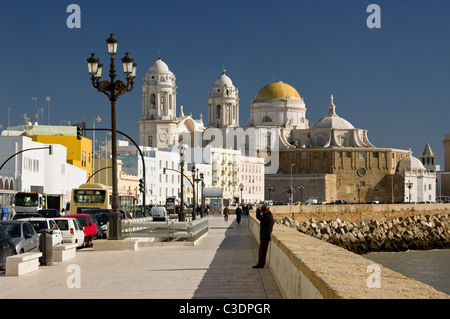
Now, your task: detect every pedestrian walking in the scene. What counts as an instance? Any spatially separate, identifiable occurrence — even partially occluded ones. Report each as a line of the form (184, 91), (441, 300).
(253, 205), (274, 269)
(235, 205), (242, 224)
(223, 205), (230, 222)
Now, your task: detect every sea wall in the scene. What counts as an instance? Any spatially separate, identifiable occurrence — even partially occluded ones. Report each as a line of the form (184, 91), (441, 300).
(249, 212), (449, 299)
(277, 214), (450, 254)
(270, 203), (450, 224)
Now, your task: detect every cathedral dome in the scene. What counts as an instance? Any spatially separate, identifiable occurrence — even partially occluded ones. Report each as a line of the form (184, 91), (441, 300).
(254, 81), (301, 101)
(214, 73), (233, 86)
(311, 115), (355, 130)
(149, 57), (171, 74)
(311, 95), (354, 130)
(398, 155), (426, 172)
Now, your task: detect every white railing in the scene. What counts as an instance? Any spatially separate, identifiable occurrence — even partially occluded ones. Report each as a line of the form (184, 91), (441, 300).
(121, 217), (209, 242)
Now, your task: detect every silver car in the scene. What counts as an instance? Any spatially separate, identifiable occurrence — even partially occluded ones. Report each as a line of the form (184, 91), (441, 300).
(0, 220), (40, 254)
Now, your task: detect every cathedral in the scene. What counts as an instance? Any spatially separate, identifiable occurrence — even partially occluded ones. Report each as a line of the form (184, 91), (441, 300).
(138, 57), (435, 204)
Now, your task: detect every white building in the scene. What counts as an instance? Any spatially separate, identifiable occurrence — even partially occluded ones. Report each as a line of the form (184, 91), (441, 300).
(0, 136), (86, 207)
(397, 155), (436, 202)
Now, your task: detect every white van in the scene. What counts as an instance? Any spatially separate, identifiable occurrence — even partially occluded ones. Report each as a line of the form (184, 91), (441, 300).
(151, 207), (169, 221)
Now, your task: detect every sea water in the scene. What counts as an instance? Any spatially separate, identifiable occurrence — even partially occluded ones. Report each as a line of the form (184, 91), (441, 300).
(364, 249), (450, 295)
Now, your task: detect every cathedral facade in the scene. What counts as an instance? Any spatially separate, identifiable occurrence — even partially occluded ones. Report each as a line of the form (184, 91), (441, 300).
(138, 57), (432, 204)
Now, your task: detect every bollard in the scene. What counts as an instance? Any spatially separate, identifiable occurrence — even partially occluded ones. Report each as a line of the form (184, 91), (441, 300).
(39, 229), (53, 266)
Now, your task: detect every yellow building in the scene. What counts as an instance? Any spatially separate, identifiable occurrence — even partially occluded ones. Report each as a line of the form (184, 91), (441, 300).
(2, 124), (93, 181)
(31, 134), (92, 181)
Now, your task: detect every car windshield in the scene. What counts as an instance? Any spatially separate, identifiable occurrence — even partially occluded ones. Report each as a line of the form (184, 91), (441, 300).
(14, 193), (39, 207)
(28, 220), (48, 231)
(2, 223), (21, 237)
(55, 220), (69, 230)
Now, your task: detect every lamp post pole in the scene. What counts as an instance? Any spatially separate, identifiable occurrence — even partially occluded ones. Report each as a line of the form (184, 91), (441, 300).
(266, 185), (274, 201)
(191, 165), (197, 220)
(179, 146), (185, 221)
(239, 183), (244, 205)
(290, 163), (295, 205)
(87, 33), (137, 240)
(92, 116), (101, 184)
(200, 172), (205, 213)
(357, 184), (362, 204)
(299, 184), (304, 204)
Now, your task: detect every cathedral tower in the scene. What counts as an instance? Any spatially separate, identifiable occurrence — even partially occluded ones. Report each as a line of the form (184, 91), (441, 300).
(208, 69), (240, 128)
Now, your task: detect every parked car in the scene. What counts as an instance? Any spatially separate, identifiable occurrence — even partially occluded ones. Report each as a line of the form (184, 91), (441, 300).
(82, 209), (132, 239)
(70, 214), (99, 246)
(21, 217), (63, 247)
(53, 217), (85, 248)
(135, 208), (151, 218)
(151, 207), (169, 221)
(12, 213), (42, 220)
(0, 220), (40, 254)
(37, 209), (61, 218)
(0, 224), (15, 270)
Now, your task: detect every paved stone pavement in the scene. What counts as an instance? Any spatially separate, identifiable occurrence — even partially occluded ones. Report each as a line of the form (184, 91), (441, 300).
(0, 215), (282, 299)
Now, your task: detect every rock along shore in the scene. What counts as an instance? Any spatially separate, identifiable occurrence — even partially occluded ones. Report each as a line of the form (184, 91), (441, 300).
(277, 214), (450, 254)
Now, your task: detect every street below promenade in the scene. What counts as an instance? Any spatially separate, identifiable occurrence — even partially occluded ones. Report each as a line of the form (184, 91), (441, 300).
(0, 214), (281, 299)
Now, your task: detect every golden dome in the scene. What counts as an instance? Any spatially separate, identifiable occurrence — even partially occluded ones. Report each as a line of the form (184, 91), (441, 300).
(254, 81), (301, 101)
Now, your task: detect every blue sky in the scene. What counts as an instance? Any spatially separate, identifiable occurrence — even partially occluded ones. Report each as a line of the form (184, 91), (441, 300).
(0, 0), (449, 165)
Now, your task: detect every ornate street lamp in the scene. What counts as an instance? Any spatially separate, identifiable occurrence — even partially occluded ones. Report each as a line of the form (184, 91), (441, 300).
(239, 183), (244, 205)
(87, 33), (137, 240)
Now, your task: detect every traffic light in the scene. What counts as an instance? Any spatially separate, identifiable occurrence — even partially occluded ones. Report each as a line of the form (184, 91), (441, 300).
(163, 168), (166, 174)
(76, 126), (82, 140)
(139, 178), (144, 193)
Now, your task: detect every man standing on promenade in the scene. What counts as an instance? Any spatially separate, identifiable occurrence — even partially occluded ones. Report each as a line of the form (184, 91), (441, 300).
(253, 205), (274, 269)
(236, 205), (242, 224)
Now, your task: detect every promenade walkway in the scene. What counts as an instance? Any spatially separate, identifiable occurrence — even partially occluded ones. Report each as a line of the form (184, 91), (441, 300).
(0, 215), (282, 299)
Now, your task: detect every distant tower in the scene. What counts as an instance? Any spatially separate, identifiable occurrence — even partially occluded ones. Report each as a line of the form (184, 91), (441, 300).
(141, 57), (177, 122)
(419, 143), (437, 172)
(139, 57), (178, 148)
(208, 68), (240, 128)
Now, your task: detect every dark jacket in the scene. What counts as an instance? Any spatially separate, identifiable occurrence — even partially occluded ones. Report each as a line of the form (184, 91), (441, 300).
(256, 209), (274, 241)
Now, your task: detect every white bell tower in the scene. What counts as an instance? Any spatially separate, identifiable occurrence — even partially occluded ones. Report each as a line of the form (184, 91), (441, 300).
(208, 68), (239, 128)
(141, 57), (177, 121)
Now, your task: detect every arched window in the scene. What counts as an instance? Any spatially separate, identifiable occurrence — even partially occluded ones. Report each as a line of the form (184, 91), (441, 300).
(150, 94), (156, 109)
(262, 116), (272, 123)
(9, 179), (14, 191)
(217, 105), (221, 119)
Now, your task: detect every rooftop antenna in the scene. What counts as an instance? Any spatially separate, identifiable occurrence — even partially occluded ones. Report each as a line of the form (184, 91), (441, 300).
(32, 97), (37, 124)
(7, 106), (10, 129)
(46, 96), (51, 125)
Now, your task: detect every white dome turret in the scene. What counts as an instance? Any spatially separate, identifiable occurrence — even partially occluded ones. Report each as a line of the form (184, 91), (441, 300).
(208, 68), (239, 128)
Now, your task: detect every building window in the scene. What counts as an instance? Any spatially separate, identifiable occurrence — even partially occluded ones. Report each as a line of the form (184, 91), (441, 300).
(262, 116), (272, 123)
(359, 152), (365, 159)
